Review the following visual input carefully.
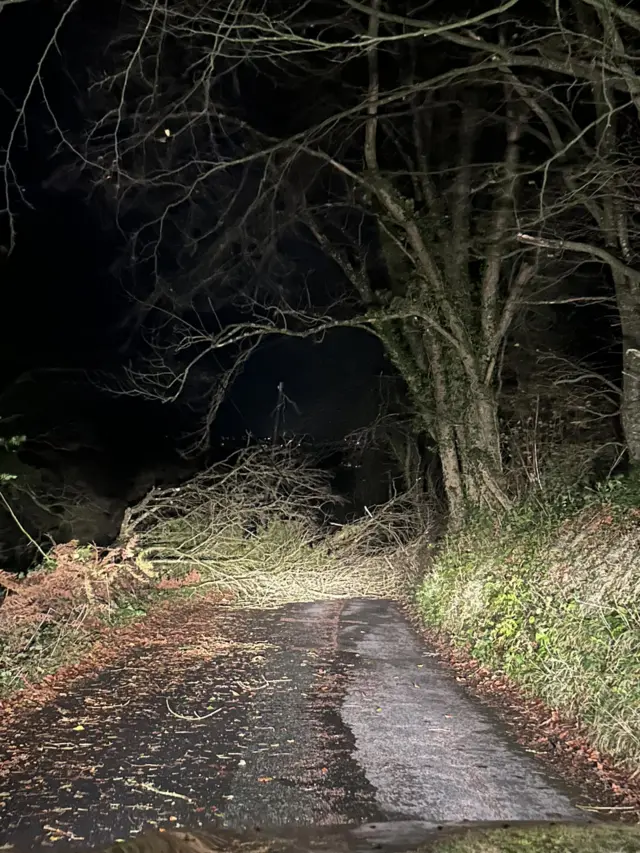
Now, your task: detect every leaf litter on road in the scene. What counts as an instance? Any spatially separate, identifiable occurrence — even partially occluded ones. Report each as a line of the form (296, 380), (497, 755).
(0, 599), (380, 847)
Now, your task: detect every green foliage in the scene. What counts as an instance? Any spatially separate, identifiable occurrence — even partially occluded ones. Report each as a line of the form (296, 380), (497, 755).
(589, 467), (640, 511)
(0, 623), (94, 695)
(426, 824), (640, 853)
(416, 475), (640, 770)
(0, 435), (25, 450)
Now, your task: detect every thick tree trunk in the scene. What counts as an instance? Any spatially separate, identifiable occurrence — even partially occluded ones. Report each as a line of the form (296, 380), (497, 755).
(436, 425), (466, 524)
(376, 310), (509, 524)
(422, 337), (509, 525)
(622, 360), (640, 465)
(430, 405), (508, 526)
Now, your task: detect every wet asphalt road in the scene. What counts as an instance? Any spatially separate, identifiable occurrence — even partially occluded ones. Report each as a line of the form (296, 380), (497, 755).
(0, 599), (583, 848)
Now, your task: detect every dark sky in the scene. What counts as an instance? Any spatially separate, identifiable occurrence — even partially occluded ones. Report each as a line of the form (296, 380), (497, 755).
(0, 0), (123, 384)
(0, 0), (388, 457)
(216, 329), (387, 441)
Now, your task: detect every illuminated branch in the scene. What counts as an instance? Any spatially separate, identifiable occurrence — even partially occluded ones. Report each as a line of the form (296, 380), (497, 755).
(517, 233), (640, 286)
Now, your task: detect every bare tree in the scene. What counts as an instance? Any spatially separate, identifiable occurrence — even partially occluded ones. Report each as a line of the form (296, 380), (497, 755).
(48, 0), (541, 522)
(13, 0), (639, 520)
(432, 1), (640, 466)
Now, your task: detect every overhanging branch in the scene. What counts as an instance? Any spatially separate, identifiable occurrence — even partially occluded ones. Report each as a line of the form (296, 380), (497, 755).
(517, 233), (640, 285)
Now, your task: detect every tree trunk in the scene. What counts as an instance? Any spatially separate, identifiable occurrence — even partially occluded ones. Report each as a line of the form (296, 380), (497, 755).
(421, 336), (509, 525)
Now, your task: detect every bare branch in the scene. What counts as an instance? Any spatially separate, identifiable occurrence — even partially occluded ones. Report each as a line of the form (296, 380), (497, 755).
(363, 0), (381, 176)
(1, 0), (82, 252)
(481, 98), (525, 357)
(341, 0), (522, 34)
(517, 233), (640, 286)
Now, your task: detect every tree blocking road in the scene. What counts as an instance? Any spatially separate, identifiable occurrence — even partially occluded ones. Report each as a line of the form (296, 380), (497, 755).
(0, 600), (583, 850)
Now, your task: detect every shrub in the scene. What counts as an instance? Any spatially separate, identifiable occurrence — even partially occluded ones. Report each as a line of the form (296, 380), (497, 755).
(0, 539), (163, 694)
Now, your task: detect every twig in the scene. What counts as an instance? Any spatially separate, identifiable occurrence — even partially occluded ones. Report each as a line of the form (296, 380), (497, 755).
(0, 490), (48, 558)
(165, 698), (222, 721)
(125, 779), (193, 803)
(576, 804), (637, 812)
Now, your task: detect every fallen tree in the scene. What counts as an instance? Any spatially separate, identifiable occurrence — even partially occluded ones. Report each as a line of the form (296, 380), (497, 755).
(0, 446), (427, 697)
(121, 445), (424, 607)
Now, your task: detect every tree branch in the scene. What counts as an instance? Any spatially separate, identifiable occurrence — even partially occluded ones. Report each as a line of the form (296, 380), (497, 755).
(517, 233), (640, 285)
(341, 0), (522, 34)
(481, 97), (524, 356)
(364, 0), (381, 175)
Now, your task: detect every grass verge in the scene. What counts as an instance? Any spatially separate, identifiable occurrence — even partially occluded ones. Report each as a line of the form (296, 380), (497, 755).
(0, 539), (178, 697)
(425, 823), (640, 852)
(416, 476), (640, 772)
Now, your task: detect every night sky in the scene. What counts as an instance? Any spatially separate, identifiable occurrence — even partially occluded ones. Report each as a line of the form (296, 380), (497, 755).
(0, 0), (389, 462)
(0, 3), (122, 380)
(216, 329), (387, 441)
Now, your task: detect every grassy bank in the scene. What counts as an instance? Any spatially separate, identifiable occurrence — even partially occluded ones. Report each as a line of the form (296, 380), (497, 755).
(428, 823), (640, 852)
(0, 539), (172, 697)
(416, 477), (640, 771)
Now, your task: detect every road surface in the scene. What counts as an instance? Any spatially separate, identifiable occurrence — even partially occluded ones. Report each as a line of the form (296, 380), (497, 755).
(0, 599), (584, 849)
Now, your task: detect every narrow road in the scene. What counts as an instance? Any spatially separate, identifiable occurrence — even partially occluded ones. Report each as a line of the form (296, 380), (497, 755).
(0, 599), (584, 849)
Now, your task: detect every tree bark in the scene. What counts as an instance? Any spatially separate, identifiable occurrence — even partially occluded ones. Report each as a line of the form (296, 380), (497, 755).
(417, 334), (509, 524)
